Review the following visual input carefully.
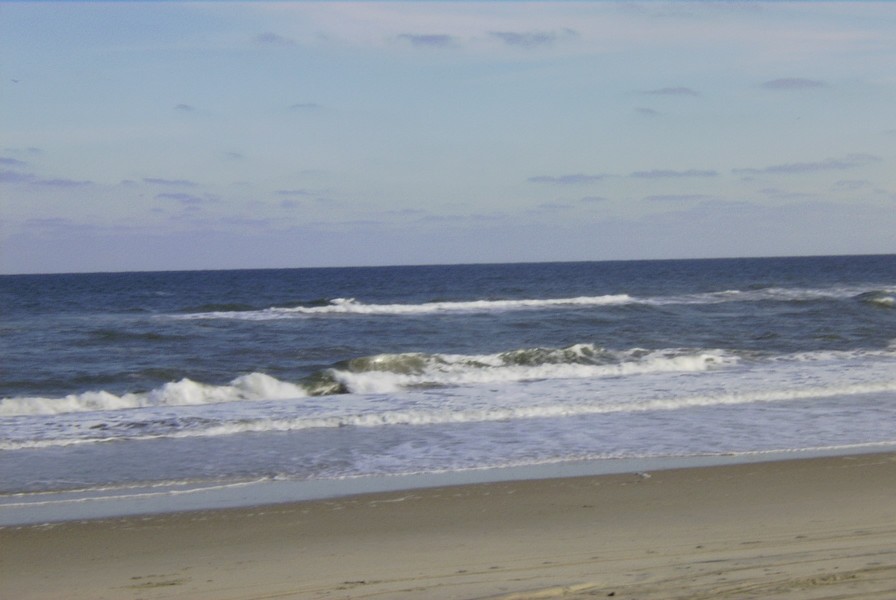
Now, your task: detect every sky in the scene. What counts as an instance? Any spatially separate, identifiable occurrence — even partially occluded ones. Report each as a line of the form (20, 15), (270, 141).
(1, 1), (895, 274)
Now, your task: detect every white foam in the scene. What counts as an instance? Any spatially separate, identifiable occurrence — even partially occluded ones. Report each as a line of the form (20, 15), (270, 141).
(7, 342), (895, 418)
(174, 294), (637, 320)
(170, 284), (896, 321)
(329, 348), (736, 394)
(7, 360), (894, 452)
(0, 372), (307, 417)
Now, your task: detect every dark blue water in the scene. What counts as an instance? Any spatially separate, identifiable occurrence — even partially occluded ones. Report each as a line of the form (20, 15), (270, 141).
(3, 255), (893, 400)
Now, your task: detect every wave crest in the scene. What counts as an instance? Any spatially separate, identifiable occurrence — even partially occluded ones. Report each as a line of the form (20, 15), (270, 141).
(169, 284), (896, 321)
(0, 373), (308, 417)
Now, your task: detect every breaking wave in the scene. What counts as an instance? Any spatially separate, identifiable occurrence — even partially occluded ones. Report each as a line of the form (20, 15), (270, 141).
(0, 373), (308, 417)
(1, 344), (734, 416)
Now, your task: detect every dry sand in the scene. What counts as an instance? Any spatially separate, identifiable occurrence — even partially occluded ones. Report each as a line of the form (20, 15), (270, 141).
(2, 452), (895, 600)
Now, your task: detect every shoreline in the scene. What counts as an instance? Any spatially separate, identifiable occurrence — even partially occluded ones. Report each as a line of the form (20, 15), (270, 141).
(3, 451), (896, 599)
(3, 444), (896, 527)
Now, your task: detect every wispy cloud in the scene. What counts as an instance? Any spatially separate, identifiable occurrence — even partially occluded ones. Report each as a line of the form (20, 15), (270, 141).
(761, 78), (827, 91)
(734, 153), (880, 175)
(0, 170), (92, 187)
(641, 87), (699, 97)
(254, 32), (296, 46)
(643, 194), (711, 202)
(174, 104), (197, 112)
(288, 102), (322, 111)
(528, 173), (607, 185)
(3, 146), (43, 156)
(635, 107), (661, 117)
(831, 179), (871, 191)
(156, 192), (206, 205)
(0, 157), (27, 167)
(490, 28), (576, 49)
(0, 170), (37, 184)
(759, 187), (818, 201)
(630, 169), (717, 179)
(143, 177), (198, 187)
(534, 201), (574, 212)
(36, 178), (93, 188)
(22, 217), (79, 230)
(397, 33), (457, 48)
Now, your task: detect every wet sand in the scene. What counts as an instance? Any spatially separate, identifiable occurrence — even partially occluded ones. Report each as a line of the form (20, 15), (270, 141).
(2, 452), (895, 599)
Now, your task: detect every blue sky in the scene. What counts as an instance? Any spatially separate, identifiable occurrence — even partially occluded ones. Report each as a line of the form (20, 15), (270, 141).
(1, 1), (895, 273)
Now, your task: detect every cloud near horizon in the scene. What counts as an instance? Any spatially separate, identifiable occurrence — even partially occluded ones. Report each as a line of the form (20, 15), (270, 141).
(1, 169), (92, 187)
(643, 194), (711, 203)
(641, 87), (699, 96)
(156, 192), (206, 205)
(528, 173), (607, 185)
(489, 29), (576, 49)
(734, 154), (881, 176)
(761, 78), (827, 91)
(254, 32), (296, 46)
(397, 33), (457, 48)
(143, 177), (198, 187)
(630, 169), (717, 179)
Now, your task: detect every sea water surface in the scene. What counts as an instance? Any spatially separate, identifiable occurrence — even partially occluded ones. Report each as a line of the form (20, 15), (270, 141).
(1, 256), (895, 523)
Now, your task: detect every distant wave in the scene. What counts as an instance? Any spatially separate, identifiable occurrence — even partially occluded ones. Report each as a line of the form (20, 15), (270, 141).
(171, 294), (635, 320)
(169, 285), (895, 320)
(856, 290), (895, 308)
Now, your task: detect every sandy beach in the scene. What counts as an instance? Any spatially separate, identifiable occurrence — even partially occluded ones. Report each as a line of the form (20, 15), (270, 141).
(3, 452), (895, 600)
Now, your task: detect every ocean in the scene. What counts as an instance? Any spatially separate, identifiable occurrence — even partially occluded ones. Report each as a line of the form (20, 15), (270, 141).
(2, 255), (895, 523)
